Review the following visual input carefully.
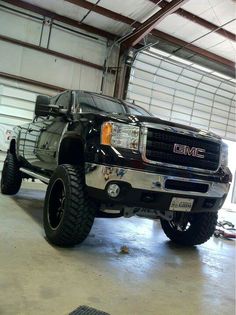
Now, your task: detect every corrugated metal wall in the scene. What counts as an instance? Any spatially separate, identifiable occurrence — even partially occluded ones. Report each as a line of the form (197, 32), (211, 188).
(0, 85), (35, 128)
(127, 51), (236, 141)
(0, 4), (118, 95)
(0, 84), (38, 169)
(0, 3), (120, 165)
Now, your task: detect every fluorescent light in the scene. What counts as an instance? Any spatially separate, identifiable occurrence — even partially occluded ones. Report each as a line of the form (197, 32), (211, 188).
(149, 47), (170, 57)
(147, 49), (235, 82)
(211, 72), (232, 80)
(169, 55), (193, 65)
(191, 64), (212, 73)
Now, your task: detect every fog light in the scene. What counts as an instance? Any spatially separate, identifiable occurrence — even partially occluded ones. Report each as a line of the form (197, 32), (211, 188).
(107, 184), (120, 198)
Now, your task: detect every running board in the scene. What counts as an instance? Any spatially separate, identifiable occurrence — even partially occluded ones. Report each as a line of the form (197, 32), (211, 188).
(20, 168), (50, 184)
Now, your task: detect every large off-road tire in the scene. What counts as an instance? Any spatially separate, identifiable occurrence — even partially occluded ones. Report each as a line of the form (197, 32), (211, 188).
(160, 211), (218, 246)
(1, 152), (22, 195)
(43, 164), (96, 247)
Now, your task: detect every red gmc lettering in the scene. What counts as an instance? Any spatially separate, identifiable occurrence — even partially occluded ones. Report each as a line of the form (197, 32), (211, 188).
(173, 144), (205, 159)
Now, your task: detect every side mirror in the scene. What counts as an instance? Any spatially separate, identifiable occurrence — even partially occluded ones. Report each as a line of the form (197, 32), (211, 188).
(35, 95), (50, 117)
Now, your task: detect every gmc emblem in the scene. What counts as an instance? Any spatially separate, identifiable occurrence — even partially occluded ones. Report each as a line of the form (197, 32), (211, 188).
(173, 144), (205, 159)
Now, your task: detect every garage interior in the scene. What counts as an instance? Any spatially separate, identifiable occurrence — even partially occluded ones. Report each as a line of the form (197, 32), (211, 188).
(0, 0), (235, 314)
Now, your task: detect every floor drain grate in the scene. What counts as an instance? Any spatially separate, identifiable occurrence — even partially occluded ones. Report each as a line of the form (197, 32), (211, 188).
(69, 305), (111, 315)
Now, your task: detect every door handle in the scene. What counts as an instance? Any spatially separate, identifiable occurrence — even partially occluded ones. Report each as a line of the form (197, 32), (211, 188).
(28, 128), (33, 133)
(40, 127), (47, 132)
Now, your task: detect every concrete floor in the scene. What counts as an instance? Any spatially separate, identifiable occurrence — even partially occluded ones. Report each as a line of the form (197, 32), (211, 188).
(0, 181), (235, 315)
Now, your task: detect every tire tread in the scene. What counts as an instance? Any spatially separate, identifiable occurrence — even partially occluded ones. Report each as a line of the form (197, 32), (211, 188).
(44, 164), (96, 247)
(1, 152), (22, 195)
(161, 212), (218, 246)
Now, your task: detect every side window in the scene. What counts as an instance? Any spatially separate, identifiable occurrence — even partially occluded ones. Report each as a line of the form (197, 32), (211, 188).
(55, 92), (71, 110)
(50, 95), (59, 105)
(92, 95), (125, 114)
(76, 93), (126, 114)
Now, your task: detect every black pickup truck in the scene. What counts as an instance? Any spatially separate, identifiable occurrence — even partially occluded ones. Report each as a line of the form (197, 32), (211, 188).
(1, 90), (231, 247)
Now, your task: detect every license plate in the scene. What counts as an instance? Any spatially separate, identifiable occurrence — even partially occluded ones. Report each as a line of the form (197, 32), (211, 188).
(169, 197), (194, 212)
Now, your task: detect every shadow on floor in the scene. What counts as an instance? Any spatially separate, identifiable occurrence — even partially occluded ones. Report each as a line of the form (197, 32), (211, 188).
(11, 187), (201, 265)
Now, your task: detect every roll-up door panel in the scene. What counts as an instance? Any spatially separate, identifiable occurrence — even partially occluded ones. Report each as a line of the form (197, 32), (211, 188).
(127, 51), (235, 141)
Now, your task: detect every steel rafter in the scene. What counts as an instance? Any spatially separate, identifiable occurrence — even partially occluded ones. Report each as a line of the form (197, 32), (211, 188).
(2, 0), (115, 39)
(149, 0), (236, 41)
(121, 0), (189, 47)
(2, 0), (235, 69)
(65, 0), (235, 69)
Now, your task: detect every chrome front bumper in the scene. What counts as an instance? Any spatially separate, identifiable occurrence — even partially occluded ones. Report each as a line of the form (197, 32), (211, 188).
(85, 163), (230, 198)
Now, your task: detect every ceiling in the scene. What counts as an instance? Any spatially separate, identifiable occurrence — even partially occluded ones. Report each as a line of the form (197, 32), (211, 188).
(3, 0), (236, 77)
(156, 0), (236, 62)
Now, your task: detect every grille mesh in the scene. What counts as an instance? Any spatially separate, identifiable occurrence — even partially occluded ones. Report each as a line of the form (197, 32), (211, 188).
(145, 128), (220, 171)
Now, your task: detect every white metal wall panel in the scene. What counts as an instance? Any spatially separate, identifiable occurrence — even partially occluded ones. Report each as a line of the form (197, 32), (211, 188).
(0, 2), (120, 168)
(48, 26), (107, 65)
(0, 5), (118, 96)
(0, 84), (35, 153)
(0, 6), (42, 44)
(127, 51), (236, 141)
(0, 85), (35, 124)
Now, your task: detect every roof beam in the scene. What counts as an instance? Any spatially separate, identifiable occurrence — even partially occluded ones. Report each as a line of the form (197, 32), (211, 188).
(0, 71), (65, 91)
(65, 0), (235, 69)
(2, 0), (235, 70)
(66, 0), (235, 42)
(149, 0), (236, 41)
(153, 29), (234, 67)
(121, 0), (189, 47)
(2, 0), (115, 39)
(66, 0), (140, 27)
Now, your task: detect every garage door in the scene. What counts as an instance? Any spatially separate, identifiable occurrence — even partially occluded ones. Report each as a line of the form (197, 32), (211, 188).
(127, 50), (236, 141)
(0, 83), (38, 169)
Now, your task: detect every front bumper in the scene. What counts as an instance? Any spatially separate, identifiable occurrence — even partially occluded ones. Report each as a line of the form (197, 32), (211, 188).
(85, 163), (230, 212)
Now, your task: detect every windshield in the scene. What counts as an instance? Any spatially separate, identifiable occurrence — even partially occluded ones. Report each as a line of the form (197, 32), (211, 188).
(125, 102), (152, 116)
(75, 92), (152, 116)
(76, 92), (126, 114)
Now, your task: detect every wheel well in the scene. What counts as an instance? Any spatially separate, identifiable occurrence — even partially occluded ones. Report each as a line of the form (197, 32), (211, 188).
(58, 138), (84, 165)
(9, 139), (16, 154)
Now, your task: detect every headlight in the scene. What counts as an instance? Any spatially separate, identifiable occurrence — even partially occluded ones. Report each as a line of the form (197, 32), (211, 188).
(221, 142), (228, 167)
(101, 122), (140, 150)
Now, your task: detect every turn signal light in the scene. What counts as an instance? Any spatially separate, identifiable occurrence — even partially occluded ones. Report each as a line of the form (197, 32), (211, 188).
(101, 122), (112, 145)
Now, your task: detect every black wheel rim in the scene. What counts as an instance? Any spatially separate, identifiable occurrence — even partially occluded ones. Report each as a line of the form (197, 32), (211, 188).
(48, 179), (66, 230)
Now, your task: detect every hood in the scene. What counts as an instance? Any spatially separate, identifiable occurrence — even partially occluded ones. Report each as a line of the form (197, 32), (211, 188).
(75, 112), (221, 141)
(105, 113), (221, 140)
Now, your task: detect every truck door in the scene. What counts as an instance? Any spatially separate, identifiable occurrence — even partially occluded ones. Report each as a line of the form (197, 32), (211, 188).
(24, 91), (72, 171)
(34, 118), (67, 170)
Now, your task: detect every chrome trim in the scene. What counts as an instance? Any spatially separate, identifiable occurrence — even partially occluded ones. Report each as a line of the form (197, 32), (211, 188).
(71, 90), (77, 113)
(20, 168), (50, 184)
(141, 123), (221, 142)
(85, 163), (229, 198)
(139, 123), (222, 174)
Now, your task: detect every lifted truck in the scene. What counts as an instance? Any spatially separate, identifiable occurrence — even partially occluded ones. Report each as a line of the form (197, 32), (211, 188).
(1, 90), (232, 247)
